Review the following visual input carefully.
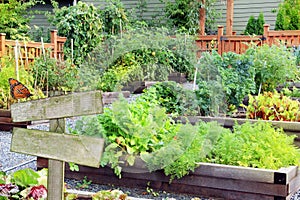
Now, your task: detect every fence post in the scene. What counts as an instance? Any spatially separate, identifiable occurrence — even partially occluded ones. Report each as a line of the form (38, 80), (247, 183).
(226, 0), (234, 35)
(51, 30), (58, 59)
(0, 33), (6, 58)
(263, 24), (270, 45)
(217, 26), (224, 55)
(199, 0), (206, 36)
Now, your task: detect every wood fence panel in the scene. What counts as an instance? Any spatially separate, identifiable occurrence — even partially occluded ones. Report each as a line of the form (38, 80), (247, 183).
(0, 30), (66, 67)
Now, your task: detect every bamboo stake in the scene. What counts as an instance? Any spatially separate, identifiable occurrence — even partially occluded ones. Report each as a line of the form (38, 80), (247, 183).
(41, 37), (46, 61)
(193, 67), (198, 91)
(17, 41), (24, 68)
(23, 39), (29, 67)
(14, 41), (19, 81)
(71, 39), (73, 64)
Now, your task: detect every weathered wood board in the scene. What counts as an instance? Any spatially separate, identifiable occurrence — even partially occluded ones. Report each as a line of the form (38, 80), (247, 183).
(37, 157), (300, 200)
(11, 127), (104, 168)
(11, 90), (103, 122)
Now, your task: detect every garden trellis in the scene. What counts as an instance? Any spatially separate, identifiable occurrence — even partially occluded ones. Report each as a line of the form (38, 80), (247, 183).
(10, 91), (104, 199)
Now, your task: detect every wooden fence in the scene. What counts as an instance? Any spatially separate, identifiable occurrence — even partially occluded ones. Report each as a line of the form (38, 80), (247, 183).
(196, 24), (300, 56)
(0, 30), (66, 68)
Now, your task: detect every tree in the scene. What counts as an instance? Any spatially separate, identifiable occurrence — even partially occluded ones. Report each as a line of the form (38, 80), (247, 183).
(275, 0), (300, 30)
(0, 0), (39, 40)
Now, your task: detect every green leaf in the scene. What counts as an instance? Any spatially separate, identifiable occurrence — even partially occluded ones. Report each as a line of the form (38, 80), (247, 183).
(11, 168), (40, 187)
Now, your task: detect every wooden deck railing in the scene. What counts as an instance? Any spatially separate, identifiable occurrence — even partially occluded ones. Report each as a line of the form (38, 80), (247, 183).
(196, 24), (300, 56)
(0, 30), (66, 68)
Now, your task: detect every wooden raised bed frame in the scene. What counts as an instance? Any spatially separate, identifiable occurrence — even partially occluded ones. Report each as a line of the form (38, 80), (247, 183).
(37, 116), (300, 200)
(37, 157), (300, 200)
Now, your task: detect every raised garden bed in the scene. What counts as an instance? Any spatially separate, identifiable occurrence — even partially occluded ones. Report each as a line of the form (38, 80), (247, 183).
(37, 157), (300, 200)
(0, 109), (30, 131)
(122, 72), (187, 93)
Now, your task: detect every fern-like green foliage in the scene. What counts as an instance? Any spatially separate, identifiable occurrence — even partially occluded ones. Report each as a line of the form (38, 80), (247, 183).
(205, 122), (300, 169)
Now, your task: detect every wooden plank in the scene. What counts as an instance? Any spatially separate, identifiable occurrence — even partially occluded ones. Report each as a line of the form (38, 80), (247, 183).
(288, 171), (300, 194)
(178, 116), (300, 132)
(10, 127), (104, 168)
(11, 91), (103, 122)
(102, 91), (130, 104)
(193, 162), (277, 183)
(48, 159), (65, 200)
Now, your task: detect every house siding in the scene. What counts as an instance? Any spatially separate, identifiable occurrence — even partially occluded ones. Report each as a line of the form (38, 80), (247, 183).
(29, 0), (283, 36)
(215, 0), (282, 34)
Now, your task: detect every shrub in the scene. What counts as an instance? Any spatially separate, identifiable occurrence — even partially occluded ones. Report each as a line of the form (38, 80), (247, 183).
(275, 0), (300, 30)
(245, 44), (297, 93)
(163, 0), (220, 34)
(197, 50), (256, 112)
(244, 13), (265, 35)
(0, 0), (38, 40)
(48, 1), (103, 65)
(80, 27), (197, 91)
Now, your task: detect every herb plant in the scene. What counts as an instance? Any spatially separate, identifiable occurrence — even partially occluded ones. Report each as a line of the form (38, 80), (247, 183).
(138, 81), (199, 115)
(206, 122), (300, 169)
(245, 44), (297, 93)
(31, 54), (79, 93)
(282, 86), (300, 98)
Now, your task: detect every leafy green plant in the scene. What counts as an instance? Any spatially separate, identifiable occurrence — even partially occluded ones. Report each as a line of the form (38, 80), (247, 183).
(0, 0), (40, 40)
(0, 168), (47, 199)
(72, 96), (200, 179)
(100, 0), (131, 36)
(81, 27), (197, 91)
(138, 81), (199, 115)
(245, 44), (297, 93)
(162, 0), (220, 34)
(0, 56), (43, 108)
(275, 0), (300, 30)
(197, 50), (256, 112)
(282, 86), (300, 98)
(47, 1), (103, 65)
(163, 121), (227, 181)
(244, 12), (265, 35)
(31, 54), (79, 92)
(76, 176), (92, 190)
(205, 122), (300, 169)
(244, 91), (300, 121)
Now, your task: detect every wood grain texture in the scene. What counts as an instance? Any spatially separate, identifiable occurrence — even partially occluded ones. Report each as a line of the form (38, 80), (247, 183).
(48, 118), (65, 200)
(11, 127), (104, 168)
(11, 91), (103, 122)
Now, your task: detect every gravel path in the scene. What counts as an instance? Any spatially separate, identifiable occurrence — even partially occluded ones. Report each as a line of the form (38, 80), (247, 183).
(1, 89), (300, 199)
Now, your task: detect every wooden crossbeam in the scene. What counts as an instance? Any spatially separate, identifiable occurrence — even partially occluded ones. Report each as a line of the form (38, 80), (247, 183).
(11, 90), (103, 122)
(11, 127), (104, 168)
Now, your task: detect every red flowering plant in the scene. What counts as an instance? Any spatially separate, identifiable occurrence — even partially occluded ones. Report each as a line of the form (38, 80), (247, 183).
(0, 168), (47, 200)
